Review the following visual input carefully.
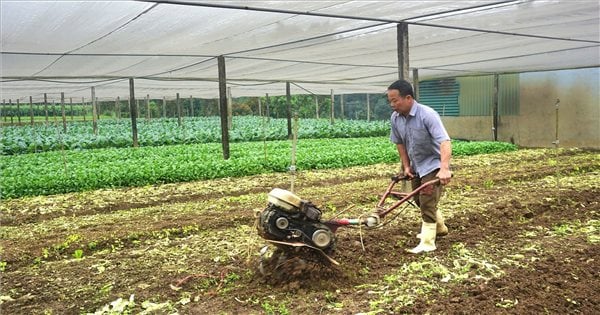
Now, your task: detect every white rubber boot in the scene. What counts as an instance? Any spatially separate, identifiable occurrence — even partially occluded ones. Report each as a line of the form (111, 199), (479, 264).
(417, 211), (448, 238)
(407, 222), (437, 254)
(436, 210), (449, 237)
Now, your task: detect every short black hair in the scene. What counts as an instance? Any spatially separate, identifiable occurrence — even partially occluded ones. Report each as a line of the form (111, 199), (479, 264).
(387, 79), (414, 98)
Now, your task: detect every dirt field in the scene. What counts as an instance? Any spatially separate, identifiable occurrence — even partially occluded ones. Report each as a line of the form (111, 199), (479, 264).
(1, 148), (599, 314)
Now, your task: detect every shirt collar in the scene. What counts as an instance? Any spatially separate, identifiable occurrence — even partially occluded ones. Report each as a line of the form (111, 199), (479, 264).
(408, 100), (418, 117)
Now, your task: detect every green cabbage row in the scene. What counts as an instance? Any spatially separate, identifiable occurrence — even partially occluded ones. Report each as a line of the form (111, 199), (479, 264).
(1, 117), (390, 155)
(0, 137), (516, 199)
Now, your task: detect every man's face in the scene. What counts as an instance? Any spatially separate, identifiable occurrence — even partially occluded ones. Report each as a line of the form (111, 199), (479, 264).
(387, 89), (413, 114)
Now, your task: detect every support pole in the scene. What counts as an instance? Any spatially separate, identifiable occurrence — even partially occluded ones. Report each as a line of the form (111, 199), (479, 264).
(115, 96), (120, 120)
(412, 68), (420, 100)
(315, 95), (319, 119)
(162, 96), (166, 118)
(218, 55), (230, 160)
(82, 97), (86, 122)
(16, 99), (21, 125)
(129, 78), (139, 147)
(340, 94), (345, 120)
(492, 73), (499, 141)
(146, 94), (151, 120)
(226, 87), (232, 129)
(44, 93), (49, 126)
(189, 95), (194, 117)
(69, 97), (74, 121)
(257, 97), (262, 117)
(265, 93), (270, 121)
(61, 92), (67, 132)
(286, 82), (292, 138)
(397, 22), (409, 80)
(176, 93), (182, 126)
(91, 87), (98, 135)
(29, 96), (34, 126)
(366, 93), (371, 122)
(330, 89), (335, 124)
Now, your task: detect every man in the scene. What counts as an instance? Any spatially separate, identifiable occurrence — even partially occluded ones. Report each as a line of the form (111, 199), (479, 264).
(388, 79), (452, 254)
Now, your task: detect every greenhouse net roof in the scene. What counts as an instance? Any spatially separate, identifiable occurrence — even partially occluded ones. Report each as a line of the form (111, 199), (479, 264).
(1, 0), (599, 101)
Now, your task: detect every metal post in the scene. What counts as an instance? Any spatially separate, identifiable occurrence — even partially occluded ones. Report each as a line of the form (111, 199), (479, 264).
(340, 94), (345, 120)
(412, 68), (420, 100)
(189, 95), (194, 117)
(257, 97), (262, 117)
(44, 93), (49, 126)
(16, 99), (21, 125)
(218, 55), (230, 159)
(29, 96), (34, 125)
(492, 73), (499, 141)
(115, 96), (120, 119)
(315, 95), (319, 119)
(82, 97), (86, 122)
(330, 89), (335, 124)
(91, 87), (98, 135)
(129, 78), (139, 147)
(60, 92), (66, 132)
(176, 93), (182, 126)
(286, 82), (292, 138)
(265, 93), (270, 122)
(146, 94), (151, 120)
(226, 87), (232, 129)
(366, 93), (371, 122)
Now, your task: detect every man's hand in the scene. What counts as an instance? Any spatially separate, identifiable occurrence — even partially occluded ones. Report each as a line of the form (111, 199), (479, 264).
(436, 168), (452, 185)
(403, 166), (415, 179)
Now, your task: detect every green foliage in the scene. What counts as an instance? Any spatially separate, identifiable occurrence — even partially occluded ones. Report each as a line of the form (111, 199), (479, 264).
(0, 137), (516, 199)
(1, 117), (391, 155)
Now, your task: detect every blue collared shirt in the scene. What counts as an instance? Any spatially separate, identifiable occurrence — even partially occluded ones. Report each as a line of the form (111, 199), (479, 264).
(390, 101), (451, 177)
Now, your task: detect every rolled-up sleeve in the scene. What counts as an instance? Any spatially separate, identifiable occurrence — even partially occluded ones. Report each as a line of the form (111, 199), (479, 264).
(390, 115), (403, 144)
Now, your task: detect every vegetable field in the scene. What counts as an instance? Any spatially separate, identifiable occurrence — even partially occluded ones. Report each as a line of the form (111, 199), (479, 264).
(1, 117), (390, 155)
(1, 146), (598, 314)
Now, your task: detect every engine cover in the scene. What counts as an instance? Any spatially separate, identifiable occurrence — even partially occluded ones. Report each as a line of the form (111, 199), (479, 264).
(257, 189), (335, 254)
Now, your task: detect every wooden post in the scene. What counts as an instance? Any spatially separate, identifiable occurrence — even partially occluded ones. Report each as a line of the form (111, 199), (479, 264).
(60, 92), (67, 132)
(69, 97), (74, 121)
(129, 78), (139, 147)
(44, 93), (49, 126)
(29, 96), (34, 125)
(286, 82), (292, 138)
(366, 93), (371, 122)
(189, 95), (194, 117)
(162, 97), (166, 118)
(176, 93), (182, 126)
(16, 99), (21, 125)
(492, 73), (499, 141)
(217, 55), (230, 160)
(340, 94), (345, 120)
(226, 87), (232, 129)
(265, 93), (270, 121)
(91, 87), (98, 135)
(315, 95), (319, 119)
(397, 22), (409, 80)
(257, 97), (262, 117)
(330, 89), (335, 124)
(412, 68), (420, 100)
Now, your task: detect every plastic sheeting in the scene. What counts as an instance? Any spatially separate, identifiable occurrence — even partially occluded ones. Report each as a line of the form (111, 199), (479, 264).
(1, 0), (599, 101)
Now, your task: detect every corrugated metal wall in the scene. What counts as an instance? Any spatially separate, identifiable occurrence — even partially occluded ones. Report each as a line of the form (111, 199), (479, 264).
(457, 74), (520, 116)
(418, 78), (460, 116)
